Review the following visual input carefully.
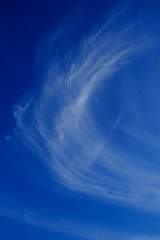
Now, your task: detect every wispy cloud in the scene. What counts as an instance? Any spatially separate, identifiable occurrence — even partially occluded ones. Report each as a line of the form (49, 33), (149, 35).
(8, 3), (160, 212)
(0, 204), (159, 240)
(23, 211), (160, 240)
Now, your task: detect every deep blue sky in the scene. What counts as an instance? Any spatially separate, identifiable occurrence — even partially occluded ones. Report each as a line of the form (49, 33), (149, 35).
(1, 0), (160, 239)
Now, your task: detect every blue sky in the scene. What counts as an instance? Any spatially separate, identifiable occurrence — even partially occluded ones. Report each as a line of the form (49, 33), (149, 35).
(1, 0), (160, 239)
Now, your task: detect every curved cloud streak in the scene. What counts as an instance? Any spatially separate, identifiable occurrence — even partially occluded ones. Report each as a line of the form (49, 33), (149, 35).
(10, 5), (160, 211)
(0, 203), (159, 240)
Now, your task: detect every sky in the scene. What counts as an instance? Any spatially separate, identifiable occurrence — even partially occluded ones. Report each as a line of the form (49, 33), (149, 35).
(1, 0), (160, 239)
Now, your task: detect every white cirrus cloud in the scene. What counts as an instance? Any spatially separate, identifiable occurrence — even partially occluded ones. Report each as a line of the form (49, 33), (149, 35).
(10, 4), (160, 211)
